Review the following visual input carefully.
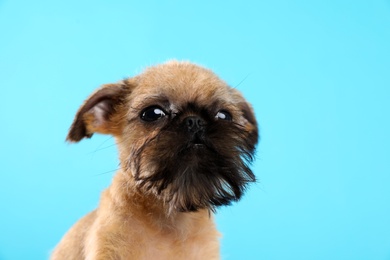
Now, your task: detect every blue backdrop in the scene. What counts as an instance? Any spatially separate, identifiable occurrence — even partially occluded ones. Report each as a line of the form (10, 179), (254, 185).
(1, 1), (389, 259)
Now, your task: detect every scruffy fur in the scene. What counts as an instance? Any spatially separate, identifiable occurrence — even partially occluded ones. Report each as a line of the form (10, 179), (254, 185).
(51, 61), (258, 260)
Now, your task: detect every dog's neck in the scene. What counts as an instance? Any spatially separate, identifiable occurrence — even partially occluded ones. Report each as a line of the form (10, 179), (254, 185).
(104, 171), (212, 235)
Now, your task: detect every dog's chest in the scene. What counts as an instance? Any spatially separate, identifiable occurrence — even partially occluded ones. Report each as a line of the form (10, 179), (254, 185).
(124, 216), (220, 259)
(138, 233), (218, 260)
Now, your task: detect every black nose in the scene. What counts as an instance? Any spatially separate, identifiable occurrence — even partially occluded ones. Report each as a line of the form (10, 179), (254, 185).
(184, 116), (205, 132)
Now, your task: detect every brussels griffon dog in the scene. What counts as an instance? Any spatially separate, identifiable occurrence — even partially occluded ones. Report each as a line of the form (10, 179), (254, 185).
(51, 61), (258, 260)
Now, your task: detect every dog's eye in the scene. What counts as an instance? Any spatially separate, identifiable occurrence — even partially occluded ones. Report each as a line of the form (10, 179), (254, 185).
(215, 110), (232, 121)
(141, 106), (167, 122)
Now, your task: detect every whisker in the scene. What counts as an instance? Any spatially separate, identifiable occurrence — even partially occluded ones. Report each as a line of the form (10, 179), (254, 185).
(233, 72), (252, 89)
(93, 167), (121, 177)
(88, 136), (115, 155)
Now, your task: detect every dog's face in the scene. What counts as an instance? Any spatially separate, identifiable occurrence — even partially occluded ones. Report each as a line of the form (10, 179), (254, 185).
(67, 61), (258, 212)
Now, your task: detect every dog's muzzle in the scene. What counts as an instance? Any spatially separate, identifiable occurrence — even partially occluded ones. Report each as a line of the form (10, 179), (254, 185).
(183, 116), (206, 146)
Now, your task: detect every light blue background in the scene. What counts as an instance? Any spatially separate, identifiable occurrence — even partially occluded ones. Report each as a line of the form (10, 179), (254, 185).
(1, 1), (389, 259)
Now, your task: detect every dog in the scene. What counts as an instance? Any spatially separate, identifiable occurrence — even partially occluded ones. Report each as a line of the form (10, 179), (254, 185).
(51, 61), (258, 259)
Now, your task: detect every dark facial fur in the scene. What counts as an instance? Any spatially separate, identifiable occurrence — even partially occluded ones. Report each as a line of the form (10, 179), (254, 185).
(128, 102), (257, 212)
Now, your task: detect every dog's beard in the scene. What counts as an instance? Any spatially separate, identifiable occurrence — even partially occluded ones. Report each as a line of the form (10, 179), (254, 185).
(129, 121), (256, 213)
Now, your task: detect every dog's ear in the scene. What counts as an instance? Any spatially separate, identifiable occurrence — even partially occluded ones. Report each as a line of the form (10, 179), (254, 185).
(240, 100), (259, 148)
(66, 82), (131, 142)
(231, 89), (259, 148)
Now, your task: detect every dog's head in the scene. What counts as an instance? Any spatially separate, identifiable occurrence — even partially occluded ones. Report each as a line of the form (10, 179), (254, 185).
(67, 61), (258, 212)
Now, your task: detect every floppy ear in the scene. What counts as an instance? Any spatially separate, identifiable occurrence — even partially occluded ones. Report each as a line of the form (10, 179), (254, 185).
(231, 89), (259, 148)
(66, 82), (131, 142)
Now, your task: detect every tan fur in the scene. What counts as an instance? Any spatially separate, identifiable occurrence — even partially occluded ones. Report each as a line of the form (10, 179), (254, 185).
(52, 61), (257, 260)
(52, 174), (220, 259)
